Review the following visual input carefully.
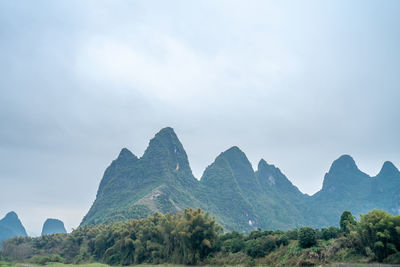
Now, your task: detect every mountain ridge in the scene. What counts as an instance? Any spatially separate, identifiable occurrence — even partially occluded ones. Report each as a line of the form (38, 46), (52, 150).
(81, 127), (400, 231)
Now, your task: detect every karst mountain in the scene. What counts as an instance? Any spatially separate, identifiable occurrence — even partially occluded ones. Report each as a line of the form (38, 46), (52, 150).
(81, 127), (400, 232)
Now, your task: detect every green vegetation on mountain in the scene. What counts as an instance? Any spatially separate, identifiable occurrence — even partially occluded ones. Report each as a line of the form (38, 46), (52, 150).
(81, 128), (201, 227)
(2, 209), (400, 266)
(81, 127), (400, 232)
(0, 212), (27, 242)
(41, 219), (67, 236)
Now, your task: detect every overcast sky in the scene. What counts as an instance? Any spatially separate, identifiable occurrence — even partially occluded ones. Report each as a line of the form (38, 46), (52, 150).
(1, 0), (399, 236)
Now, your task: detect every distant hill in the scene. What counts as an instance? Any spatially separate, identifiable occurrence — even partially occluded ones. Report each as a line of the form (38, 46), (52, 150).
(81, 127), (400, 231)
(41, 218), (67, 235)
(0, 211), (27, 242)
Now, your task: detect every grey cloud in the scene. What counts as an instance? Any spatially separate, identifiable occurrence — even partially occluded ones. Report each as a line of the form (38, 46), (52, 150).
(0, 0), (399, 235)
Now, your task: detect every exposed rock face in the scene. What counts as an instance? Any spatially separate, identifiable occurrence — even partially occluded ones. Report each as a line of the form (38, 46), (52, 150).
(0, 211), (27, 242)
(81, 127), (400, 231)
(41, 218), (67, 235)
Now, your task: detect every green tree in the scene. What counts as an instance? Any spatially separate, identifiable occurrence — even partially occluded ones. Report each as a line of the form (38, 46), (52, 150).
(298, 227), (317, 248)
(176, 208), (222, 264)
(321, 226), (340, 240)
(340, 211), (356, 234)
(357, 210), (400, 261)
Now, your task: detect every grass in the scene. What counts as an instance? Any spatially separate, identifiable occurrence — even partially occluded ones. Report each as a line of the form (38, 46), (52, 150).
(4, 262), (398, 267)
(30, 263), (189, 267)
(0, 262), (17, 267)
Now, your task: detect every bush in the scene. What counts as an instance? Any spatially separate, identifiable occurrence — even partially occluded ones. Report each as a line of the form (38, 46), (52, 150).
(298, 227), (317, 248)
(245, 236), (277, 258)
(30, 254), (65, 265)
(222, 237), (246, 253)
(277, 235), (289, 246)
(321, 226), (340, 240)
(286, 229), (298, 240)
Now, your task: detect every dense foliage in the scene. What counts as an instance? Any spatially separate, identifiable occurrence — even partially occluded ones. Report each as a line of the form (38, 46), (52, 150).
(298, 227), (317, 248)
(2, 209), (221, 265)
(2, 209), (400, 266)
(340, 210), (357, 233)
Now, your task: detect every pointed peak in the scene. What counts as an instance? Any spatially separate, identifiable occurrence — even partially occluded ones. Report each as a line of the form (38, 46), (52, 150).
(0, 211), (27, 239)
(257, 159), (284, 178)
(4, 211), (18, 219)
(143, 127), (192, 174)
(224, 146), (244, 154)
(118, 147), (136, 159)
(329, 154), (358, 173)
(218, 146), (249, 164)
(147, 127), (181, 149)
(337, 154), (355, 162)
(378, 161), (399, 176)
(257, 159), (283, 175)
(257, 159), (276, 169)
(258, 158), (268, 168)
(155, 127), (177, 137)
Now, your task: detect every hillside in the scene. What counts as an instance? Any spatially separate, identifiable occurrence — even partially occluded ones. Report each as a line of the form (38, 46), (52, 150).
(41, 218), (67, 235)
(0, 211), (27, 242)
(81, 127), (400, 231)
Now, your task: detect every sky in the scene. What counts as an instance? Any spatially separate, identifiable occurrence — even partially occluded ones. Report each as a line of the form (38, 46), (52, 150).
(0, 0), (399, 236)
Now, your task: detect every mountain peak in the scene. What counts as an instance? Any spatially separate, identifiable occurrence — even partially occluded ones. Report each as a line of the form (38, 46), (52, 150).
(378, 161), (399, 176)
(117, 148), (137, 161)
(217, 146), (253, 170)
(256, 158), (302, 196)
(258, 158), (267, 165)
(157, 126), (176, 135)
(153, 127), (178, 142)
(329, 155), (358, 173)
(223, 146), (244, 156)
(142, 127), (192, 174)
(42, 218), (67, 235)
(320, 154), (370, 196)
(258, 159), (274, 170)
(144, 127), (181, 152)
(0, 211), (27, 241)
(4, 211), (18, 219)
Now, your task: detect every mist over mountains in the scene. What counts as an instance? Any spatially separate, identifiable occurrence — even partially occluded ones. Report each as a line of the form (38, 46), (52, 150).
(81, 127), (400, 232)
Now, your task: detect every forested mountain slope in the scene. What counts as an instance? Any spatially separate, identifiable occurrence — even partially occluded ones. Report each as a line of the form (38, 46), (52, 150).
(81, 127), (400, 231)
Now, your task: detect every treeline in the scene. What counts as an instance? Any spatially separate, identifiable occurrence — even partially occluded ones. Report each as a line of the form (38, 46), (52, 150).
(2, 209), (221, 265)
(1, 209), (400, 265)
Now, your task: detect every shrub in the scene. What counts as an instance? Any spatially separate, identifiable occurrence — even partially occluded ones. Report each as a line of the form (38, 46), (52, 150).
(245, 236), (277, 258)
(30, 254), (65, 265)
(277, 235), (289, 246)
(222, 237), (246, 253)
(286, 229), (298, 240)
(321, 226), (340, 240)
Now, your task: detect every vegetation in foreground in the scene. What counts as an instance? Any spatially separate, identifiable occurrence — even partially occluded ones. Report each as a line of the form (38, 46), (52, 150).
(1, 208), (400, 266)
